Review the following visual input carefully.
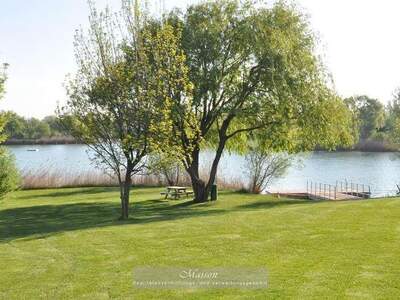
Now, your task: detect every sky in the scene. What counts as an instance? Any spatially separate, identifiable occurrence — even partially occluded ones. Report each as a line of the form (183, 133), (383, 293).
(1, 0), (400, 118)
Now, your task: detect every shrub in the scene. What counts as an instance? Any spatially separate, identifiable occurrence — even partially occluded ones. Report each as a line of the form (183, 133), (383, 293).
(147, 154), (184, 186)
(245, 149), (293, 194)
(0, 147), (20, 197)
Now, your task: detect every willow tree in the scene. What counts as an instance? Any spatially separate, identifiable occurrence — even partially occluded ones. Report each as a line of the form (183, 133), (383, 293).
(167, 0), (353, 202)
(61, 1), (193, 219)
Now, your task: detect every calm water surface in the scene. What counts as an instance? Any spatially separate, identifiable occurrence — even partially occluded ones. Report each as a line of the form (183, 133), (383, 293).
(7, 145), (400, 197)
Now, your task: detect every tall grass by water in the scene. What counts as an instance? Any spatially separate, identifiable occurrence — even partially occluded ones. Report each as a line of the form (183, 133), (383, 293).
(21, 169), (118, 189)
(20, 167), (246, 190)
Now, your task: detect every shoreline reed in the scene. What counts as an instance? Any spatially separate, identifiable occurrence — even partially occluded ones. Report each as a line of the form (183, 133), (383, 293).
(20, 169), (246, 191)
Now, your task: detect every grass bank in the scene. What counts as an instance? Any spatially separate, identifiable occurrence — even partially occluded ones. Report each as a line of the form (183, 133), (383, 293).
(1, 187), (399, 299)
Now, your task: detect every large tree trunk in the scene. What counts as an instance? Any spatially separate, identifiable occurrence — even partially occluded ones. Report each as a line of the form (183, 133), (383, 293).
(120, 180), (130, 220)
(186, 147), (207, 202)
(119, 162), (133, 220)
(204, 136), (226, 199)
(190, 173), (208, 202)
(187, 137), (227, 203)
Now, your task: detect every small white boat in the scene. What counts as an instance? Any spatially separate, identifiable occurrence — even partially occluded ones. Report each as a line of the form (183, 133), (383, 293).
(27, 149), (39, 152)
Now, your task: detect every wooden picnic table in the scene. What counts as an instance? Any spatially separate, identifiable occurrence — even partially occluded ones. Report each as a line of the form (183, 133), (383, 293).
(161, 186), (193, 199)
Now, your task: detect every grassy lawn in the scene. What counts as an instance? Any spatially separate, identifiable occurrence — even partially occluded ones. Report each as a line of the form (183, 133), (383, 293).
(1, 187), (400, 299)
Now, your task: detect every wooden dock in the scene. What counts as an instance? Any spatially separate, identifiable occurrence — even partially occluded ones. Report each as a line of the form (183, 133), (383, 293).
(307, 181), (371, 201)
(309, 191), (363, 201)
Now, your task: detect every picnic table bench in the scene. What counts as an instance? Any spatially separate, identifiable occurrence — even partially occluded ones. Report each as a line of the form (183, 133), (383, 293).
(160, 186), (193, 199)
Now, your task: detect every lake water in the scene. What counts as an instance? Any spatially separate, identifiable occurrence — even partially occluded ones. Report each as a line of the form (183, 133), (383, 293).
(6, 145), (400, 197)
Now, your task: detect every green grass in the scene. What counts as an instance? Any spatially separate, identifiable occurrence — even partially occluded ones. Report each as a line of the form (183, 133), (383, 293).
(1, 187), (400, 299)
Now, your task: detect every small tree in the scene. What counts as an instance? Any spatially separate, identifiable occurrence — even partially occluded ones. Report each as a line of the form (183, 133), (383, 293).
(0, 63), (9, 142)
(0, 147), (20, 198)
(61, 1), (193, 219)
(148, 154), (183, 186)
(386, 89), (400, 146)
(0, 64), (21, 197)
(245, 148), (292, 194)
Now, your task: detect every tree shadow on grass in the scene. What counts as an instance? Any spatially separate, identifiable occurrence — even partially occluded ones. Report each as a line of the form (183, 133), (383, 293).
(0, 192), (316, 243)
(0, 198), (224, 242)
(16, 186), (164, 201)
(17, 187), (120, 200)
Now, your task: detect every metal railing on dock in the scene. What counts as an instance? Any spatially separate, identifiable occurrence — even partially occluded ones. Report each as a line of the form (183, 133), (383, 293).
(335, 180), (371, 198)
(307, 180), (371, 201)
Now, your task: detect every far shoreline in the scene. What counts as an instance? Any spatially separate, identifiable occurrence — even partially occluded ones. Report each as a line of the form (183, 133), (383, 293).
(3, 138), (79, 146)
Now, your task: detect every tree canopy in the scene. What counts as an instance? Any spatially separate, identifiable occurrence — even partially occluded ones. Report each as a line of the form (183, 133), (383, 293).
(165, 0), (353, 202)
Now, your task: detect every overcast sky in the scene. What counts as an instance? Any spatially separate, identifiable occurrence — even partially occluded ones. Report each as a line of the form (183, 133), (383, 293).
(1, 0), (400, 118)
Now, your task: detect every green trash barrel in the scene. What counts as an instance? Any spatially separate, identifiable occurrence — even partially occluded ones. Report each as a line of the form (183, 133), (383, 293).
(211, 184), (218, 201)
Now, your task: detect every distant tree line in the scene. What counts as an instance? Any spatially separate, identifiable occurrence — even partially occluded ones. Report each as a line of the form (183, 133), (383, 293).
(4, 90), (400, 151)
(344, 91), (400, 151)
(3, 113), (72, 142)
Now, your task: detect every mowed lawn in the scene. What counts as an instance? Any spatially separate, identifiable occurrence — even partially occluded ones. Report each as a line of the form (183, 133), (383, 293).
(1, 187), (400, 299)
